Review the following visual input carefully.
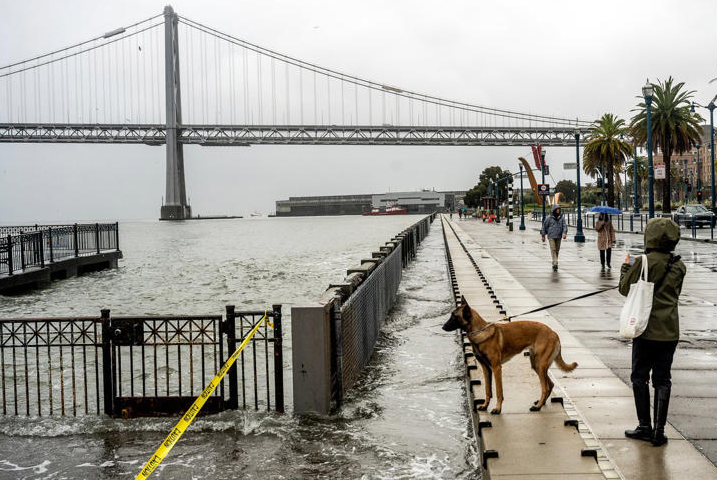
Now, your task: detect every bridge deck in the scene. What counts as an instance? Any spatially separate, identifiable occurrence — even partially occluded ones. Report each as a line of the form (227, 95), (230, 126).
(444, 216), (717, 480)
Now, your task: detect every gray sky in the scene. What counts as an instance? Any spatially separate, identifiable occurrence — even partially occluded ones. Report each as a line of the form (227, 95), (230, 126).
(1, 0), (716, 222)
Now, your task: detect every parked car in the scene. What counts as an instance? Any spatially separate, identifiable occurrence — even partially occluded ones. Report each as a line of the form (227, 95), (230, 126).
(672, 204), (716, 228)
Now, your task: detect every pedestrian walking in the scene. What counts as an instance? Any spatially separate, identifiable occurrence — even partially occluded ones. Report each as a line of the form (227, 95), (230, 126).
(458, 209), (463, 219)
(620, 218), (686, 447)
(540, 204), (567, 271)
(596, 213), (616, 269)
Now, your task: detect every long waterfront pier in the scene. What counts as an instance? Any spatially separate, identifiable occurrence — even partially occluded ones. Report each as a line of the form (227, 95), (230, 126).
(442, 215), (717, 479)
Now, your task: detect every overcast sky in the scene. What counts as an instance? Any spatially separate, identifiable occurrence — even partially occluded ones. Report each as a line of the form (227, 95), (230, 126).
(1, 0), (716, 222)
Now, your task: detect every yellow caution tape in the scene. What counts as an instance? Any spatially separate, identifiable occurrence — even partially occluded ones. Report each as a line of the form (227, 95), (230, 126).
(134, 311), (269, 480)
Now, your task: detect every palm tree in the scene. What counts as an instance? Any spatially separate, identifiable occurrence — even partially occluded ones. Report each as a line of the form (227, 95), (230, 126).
(630, 77), (704, 214)
(583, 114), (633, 207)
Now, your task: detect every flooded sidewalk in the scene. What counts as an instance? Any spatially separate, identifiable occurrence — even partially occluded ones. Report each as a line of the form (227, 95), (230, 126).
(455, 217), (717, 474)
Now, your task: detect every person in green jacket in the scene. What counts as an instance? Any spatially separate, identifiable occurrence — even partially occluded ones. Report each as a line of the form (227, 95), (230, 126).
(619, 217), (686, 446)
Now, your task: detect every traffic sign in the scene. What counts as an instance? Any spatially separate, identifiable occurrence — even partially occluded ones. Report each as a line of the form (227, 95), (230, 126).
(655, 164), (666, 180)
(563, 162), (577, 170)
(537, 183), (551, 196)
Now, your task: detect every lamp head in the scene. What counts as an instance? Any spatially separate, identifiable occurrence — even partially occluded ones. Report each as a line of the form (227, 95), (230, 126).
(642, 80), (654, 99)
(691, 102), (696, 113)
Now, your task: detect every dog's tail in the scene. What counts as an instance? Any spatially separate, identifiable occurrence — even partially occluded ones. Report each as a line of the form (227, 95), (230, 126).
(555, 347), (578, 372)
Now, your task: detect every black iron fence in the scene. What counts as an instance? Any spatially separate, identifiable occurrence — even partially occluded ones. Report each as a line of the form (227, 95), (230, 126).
(530, 211), (715, 240)
(0, 223), (120, 275)
(0, 305), (283, 417)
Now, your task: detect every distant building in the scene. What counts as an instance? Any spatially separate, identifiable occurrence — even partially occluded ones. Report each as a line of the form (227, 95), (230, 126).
(652, 125), (715, 191)
(275, 190), (465, 216)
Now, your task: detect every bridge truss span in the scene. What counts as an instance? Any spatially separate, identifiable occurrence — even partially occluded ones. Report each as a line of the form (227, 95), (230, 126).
(0, 123), (591, 147)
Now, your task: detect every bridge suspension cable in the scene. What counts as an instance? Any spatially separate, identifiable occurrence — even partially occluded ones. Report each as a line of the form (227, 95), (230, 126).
(177, 15), (590, 128)
(0, 8), (591, 132)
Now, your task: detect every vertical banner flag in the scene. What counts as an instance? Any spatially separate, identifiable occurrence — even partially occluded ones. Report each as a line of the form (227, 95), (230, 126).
(531, 144), (544, 170)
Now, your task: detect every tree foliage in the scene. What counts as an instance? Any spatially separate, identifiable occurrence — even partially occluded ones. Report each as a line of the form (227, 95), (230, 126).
(554, 180), (577, 203)
(464, 166), (513, 208)
(584, 113), (632, 207)
(630, 77), (704, 213)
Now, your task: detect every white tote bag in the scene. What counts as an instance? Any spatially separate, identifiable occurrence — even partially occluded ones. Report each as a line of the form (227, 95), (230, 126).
(619, 255), (653, 339)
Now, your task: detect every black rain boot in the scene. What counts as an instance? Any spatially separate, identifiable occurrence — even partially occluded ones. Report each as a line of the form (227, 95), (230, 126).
(625, 383), (652, 442)
(652, 386), (671, 446)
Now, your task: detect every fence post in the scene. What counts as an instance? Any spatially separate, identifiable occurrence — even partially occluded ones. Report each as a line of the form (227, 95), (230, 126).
(20, 232), (26, 270)
(331, 297), (343, 409)
(101, 309), (114, 416)
(7, 235), (13, 275)
(73, 224), (79, 257)
(95, 223), (100, 254)
(38, 232), (45, 268)
(224, 305), (238, 410)
(272, 304), (284, 413)
(115, 222), (120, 251)
(48, 227), (54, 263)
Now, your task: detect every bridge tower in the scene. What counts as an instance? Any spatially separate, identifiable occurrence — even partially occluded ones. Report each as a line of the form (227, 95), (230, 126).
(160, 5), (191, 220)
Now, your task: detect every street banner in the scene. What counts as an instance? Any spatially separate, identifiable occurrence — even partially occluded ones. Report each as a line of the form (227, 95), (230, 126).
(531, 145), (544, 170)
(537, 183), (551, 196)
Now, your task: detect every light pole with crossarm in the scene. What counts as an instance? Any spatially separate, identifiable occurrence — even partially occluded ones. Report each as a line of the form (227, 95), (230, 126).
(691, 96), (717, 212)
(574, 130), (585, 242)
(643, 81), (655, 218)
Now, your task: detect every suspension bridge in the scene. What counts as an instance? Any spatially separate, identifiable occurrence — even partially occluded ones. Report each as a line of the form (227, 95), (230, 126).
(1, 6), (592, 219)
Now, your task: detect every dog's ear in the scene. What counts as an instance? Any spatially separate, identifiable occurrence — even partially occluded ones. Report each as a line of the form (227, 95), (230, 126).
(461, 295), (469, 307)
(462, 303), (472, 320)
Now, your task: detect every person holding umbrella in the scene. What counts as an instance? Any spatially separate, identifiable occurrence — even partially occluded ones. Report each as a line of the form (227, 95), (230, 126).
(596, 213), (616, 269)
(589, 206), (622, 269)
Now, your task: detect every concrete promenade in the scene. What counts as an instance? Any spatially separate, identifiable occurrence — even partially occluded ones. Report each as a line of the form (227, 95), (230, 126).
(449, 215), (717, 479)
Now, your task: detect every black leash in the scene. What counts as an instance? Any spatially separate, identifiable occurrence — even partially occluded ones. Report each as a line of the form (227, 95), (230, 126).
(503, 286), (618, 321)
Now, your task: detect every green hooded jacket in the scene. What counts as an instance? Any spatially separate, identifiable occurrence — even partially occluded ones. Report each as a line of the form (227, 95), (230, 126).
(619, 218), (686, 341)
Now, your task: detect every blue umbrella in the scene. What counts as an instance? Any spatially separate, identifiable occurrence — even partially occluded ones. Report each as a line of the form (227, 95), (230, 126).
(588, 206), (623, 215)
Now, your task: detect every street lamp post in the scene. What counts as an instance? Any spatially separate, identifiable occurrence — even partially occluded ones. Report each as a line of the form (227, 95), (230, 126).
(633, 144), (640, 214)
(643, 81), (655, 218)
(696, 144), (702, 193)
(693, 99), (717, 211)
(574, 131), (585, 242)
(495, 175), (501, 224)
(519, 164), (526, 230)
(541, 149), (547, 223)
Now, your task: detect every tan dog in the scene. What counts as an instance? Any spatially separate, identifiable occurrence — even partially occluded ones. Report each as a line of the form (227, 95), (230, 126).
(443, 296), (577, 414)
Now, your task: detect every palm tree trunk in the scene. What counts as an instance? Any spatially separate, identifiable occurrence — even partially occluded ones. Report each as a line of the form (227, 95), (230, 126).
(607, 159), (615, 207)
(663, 150), (672, 214)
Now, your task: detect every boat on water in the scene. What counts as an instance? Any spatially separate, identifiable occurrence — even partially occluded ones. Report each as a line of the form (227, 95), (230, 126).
(250, 211), (262, 217)
(362, 205), (407, 216)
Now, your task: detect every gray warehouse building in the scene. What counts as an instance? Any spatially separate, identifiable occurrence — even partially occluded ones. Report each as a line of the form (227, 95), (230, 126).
(276, 190), (465, 216)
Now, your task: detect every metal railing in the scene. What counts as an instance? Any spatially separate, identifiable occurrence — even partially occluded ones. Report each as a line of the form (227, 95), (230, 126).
(530, 211), (715, 240)
(0, 305), (283, 417)
(0, 223), (120, 275)
(329, 214), (435, 407)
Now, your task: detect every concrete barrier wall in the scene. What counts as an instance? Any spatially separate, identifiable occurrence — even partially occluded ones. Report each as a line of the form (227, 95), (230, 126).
(292, 214), (435, 414)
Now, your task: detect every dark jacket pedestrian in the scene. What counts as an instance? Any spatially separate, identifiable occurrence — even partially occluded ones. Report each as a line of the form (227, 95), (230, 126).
(540, 204), (568, 270)
(620, 217), (686, 447)
(595, 213), (616, 268)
